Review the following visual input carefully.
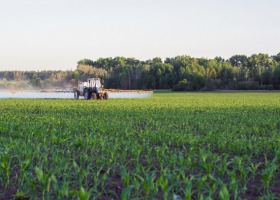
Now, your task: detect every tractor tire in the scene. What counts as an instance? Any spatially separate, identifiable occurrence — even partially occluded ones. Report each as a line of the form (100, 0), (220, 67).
(74, 90), (79, 100)
(103, 92), (109, 100)
(84, 90), (89, 100)
(91, 93), (97, 100)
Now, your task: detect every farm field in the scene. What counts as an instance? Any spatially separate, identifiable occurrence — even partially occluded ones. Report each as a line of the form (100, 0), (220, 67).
(0, 92), (280, 199)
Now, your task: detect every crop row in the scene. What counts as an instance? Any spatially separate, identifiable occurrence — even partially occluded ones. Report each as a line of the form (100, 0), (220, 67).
(0, 92), (279, 199)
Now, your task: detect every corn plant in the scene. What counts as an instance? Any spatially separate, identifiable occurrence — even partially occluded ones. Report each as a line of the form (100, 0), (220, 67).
(0, 92), (279, 199)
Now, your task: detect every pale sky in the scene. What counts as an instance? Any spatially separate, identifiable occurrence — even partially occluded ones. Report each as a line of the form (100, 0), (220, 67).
(0, 0), (279, 71)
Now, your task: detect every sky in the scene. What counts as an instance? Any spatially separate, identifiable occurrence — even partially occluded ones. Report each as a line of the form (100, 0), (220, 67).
(0, 0), (280, 71)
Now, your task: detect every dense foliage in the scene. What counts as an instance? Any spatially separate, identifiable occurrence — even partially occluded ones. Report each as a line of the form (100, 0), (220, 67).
(0, 92), (280, 199)
(1, 53), (280, 90)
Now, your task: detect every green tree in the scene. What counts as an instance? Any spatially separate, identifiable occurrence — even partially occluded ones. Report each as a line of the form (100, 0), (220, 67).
(77, 59), (94, 66)
(31, 77), (42, 88)
(229, 55), (248, 67)
(272, 63), (280, 89)
(272, 52), (280, 63)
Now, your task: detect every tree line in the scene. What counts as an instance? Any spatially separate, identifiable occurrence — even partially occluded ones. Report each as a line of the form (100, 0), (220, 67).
(1, 53), (280, 90)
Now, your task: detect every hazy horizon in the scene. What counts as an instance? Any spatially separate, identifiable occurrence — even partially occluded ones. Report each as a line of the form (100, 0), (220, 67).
(1, 0), (280, 71)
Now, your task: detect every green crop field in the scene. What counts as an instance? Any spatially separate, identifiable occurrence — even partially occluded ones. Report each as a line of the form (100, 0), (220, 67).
(0, 92), (280, 199)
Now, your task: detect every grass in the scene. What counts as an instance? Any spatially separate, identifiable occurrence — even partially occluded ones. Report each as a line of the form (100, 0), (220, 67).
(0, 92), (280, 199)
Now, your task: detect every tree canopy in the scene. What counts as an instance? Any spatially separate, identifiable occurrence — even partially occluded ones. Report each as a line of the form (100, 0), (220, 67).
(1, 53), (280, 90)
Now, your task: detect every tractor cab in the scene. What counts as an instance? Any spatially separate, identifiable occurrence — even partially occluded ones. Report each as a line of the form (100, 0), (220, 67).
(75, 78), (108, 100)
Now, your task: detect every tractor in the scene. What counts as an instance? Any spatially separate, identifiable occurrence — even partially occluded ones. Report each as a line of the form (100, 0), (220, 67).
(73, 78), (109, 100)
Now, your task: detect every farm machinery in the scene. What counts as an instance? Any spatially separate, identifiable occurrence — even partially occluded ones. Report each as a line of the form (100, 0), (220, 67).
(73, 78), (109, 100)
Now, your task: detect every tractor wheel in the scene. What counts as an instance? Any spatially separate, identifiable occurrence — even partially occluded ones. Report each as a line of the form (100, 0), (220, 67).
(74, 90), (79, 100)
(84, 90), (89, 100)
(91, 93), (97, 100)
(103, 92), (109, 100)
